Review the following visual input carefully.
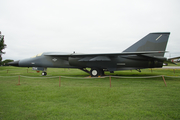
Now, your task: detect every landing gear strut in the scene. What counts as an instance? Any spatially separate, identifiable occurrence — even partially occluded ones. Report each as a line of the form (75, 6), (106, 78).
(136, 69), (141, 72)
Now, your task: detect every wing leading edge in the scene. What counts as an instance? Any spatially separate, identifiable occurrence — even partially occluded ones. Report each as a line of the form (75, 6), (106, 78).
(44, 51), (166, 57)
(44, 51), (167, 62)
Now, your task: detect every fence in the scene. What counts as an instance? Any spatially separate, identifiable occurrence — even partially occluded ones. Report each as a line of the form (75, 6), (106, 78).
(1, 74), (179, 87)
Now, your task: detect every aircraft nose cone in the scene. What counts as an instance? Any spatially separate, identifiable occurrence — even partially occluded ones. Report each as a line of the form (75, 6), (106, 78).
(8, 60), (20, 66)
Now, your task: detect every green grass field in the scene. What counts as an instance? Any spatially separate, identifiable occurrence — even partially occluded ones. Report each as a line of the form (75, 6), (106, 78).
(0, 66), (180, 120)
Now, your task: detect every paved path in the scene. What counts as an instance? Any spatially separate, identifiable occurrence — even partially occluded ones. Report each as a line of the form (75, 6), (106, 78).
(162, 66), (180, 69)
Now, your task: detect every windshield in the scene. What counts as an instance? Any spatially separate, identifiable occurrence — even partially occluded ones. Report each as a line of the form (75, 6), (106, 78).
(31, 53), (43, 58)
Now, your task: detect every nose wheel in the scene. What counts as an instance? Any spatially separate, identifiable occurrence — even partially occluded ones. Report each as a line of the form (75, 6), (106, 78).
(42, 72), (47, 76)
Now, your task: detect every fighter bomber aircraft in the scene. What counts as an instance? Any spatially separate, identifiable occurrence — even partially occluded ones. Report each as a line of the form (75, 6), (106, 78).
(9, 32), (171, 77)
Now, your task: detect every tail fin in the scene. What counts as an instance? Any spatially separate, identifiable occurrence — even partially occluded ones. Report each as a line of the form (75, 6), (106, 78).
(123, 32), (170, 56)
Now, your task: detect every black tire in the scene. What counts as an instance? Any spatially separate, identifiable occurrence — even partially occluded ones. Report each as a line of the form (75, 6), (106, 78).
(90, 68), (104, 77)
(90, 68), (99, 77)
(99, 69), (104, 76)
(42, 72), (47, 76)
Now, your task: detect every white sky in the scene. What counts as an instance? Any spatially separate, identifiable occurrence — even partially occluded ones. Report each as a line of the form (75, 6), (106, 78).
(1, 0), (180, 60)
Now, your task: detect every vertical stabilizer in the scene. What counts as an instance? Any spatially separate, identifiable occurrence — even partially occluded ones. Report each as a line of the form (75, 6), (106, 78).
(123, 32), (170, 56)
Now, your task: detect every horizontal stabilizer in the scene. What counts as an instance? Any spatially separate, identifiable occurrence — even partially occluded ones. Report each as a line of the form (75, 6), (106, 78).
(168, 56), (180, 60)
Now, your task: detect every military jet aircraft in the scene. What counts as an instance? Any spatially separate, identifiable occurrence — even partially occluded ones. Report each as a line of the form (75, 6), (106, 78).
(8, 32), (171, 77)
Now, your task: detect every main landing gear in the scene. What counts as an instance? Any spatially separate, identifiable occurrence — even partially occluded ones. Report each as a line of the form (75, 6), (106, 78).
(79, 68), (104, 77)
(90, 68), (104, 77)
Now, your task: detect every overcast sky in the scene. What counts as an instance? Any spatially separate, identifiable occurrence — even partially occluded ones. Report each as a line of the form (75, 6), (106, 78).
(1, 0), (180, 60)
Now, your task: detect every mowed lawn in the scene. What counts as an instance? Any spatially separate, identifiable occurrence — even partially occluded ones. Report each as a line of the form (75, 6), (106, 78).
(0, 67), (180, 120)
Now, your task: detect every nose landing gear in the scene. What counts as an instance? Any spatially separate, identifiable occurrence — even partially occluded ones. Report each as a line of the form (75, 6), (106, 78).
(42, 72), (47, 76)
(32, 67), (47, 76)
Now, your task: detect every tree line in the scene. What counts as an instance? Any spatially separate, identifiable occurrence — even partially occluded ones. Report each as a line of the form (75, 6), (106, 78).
(0, 31), (14, 66)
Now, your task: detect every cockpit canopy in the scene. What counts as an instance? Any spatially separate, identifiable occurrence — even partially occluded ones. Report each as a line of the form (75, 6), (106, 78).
(31, 53), (43, 58)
